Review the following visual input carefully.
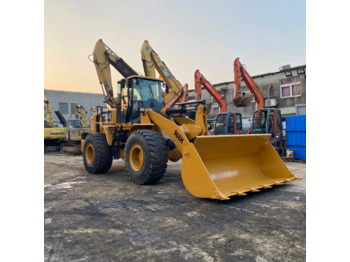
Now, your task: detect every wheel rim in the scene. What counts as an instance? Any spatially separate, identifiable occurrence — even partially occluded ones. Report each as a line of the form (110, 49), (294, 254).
(129, 144), (144, 171)
(85, 143), (94, 164)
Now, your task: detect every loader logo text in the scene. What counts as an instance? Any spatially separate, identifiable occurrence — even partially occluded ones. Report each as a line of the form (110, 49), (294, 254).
(174, 130), (184, 144)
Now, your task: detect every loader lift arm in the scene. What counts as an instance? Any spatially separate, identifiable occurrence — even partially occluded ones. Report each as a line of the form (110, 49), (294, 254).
(141, 40), (185, 108)
(92, 39), (139, 108)
(233, 58), (264, 109)
(194, 69), (227, 113)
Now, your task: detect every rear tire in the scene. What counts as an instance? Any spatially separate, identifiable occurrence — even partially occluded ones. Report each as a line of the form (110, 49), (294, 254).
(125, 130), (168, 185)
(83, 133), (112, 174)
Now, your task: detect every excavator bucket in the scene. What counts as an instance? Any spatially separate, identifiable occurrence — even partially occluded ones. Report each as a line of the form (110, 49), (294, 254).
(181, 134), (297, 200)
(233, 94), (253, 107)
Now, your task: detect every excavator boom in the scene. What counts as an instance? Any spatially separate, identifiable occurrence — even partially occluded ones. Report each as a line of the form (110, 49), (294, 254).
(92, 39), (139, 108)
(233, 58), (264, 109)
(195, 70), (227, 113)
(141, 40), (184, 108)
(181, 84), (189, 103)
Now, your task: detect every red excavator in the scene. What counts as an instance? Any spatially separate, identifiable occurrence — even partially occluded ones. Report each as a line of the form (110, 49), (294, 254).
(233, 58), (285, 155)
(194, 69), (242, 135)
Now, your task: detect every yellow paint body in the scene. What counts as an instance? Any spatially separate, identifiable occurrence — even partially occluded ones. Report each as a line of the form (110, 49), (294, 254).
(83, 102), (297, 200)
(181, 135), (297, 200)
(44, 127), (66, 140)
(145, 108), (297, 200)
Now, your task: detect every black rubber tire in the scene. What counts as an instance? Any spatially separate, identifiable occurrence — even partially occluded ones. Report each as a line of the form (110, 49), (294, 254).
(83, 133), (113, 174)
(125, 130), (168, 185)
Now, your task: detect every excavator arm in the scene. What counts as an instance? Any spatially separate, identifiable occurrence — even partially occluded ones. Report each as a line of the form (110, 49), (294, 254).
(194, 70), (227, 113)
(74, 105), (89, 128)
(44, 95), (54, 127)
(92, 39), (139, 108)
(233, 58), (264, 109)
(141, 40), (185, 108)
(181, 84), (189, 103)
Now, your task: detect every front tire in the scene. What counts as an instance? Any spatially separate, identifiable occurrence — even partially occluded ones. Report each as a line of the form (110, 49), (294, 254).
(125, 130), (168, 185)
(83, 133), (112, 174)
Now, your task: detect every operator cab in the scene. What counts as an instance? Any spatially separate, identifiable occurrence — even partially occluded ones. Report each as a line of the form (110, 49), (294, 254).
(214, 112), (242, 135)
(252, 109), (283, 138)
(117, 76), (164, 124)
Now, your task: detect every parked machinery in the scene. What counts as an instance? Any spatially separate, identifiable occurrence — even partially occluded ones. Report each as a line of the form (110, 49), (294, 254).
(60, 105), (90, 154)
(233, 58), (285, 155)
(44, 96), (66, 150)
(82, 39), (297, 200)
(194, 70), (242, 135)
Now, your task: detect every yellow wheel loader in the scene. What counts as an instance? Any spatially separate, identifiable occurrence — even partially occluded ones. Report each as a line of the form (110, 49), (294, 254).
(82, 39), (298, 200)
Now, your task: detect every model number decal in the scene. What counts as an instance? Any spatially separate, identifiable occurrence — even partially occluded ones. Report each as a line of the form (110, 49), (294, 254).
(174, 130), (184, 144)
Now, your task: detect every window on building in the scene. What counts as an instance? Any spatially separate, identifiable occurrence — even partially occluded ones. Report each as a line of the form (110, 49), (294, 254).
(71, 103), (78, 114)
(59, 102), (68, 114)
(280, 77), (301, 98)
(211, 96), (218, 107)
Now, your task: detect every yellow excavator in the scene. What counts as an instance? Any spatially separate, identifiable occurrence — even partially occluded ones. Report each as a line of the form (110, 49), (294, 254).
(44, 96), (66, 151)
(60, 104), (90, 154)
(141, 40), (186, 108)
(82, 39), (298, 200)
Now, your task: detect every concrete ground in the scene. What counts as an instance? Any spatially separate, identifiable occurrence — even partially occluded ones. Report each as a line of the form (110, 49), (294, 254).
(44, 151), (306, 262)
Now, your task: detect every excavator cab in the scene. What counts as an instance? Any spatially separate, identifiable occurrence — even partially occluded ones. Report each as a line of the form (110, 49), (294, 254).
(252, 108), (285, 155)
(252, 108), (282, 137)
(214, 112), (242, 135)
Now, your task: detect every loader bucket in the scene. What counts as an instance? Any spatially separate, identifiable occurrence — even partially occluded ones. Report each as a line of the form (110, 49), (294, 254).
(181, 134), (298, 200)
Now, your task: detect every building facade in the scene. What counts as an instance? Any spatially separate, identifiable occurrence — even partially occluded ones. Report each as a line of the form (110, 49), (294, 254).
(44, 90), (105, 125)
(198, 65), (306, 121)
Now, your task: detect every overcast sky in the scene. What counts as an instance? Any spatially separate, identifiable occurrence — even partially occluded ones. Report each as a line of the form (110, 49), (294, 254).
(44, 0), (305, 93)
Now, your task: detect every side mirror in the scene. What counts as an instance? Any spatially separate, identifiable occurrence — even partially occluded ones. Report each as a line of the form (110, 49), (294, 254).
(165, 84), (169, 93)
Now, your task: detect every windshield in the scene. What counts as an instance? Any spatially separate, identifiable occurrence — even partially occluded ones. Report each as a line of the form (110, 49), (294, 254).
(228, 113), (242, 133)
(132, 78), (163, 112)
(215, 114), (227, 135)
(252, 110), (267, 134)
(68, 119), (81, 128)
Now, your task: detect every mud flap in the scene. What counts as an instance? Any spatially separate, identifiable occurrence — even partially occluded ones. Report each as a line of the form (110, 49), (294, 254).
(181, 134), (298, 200)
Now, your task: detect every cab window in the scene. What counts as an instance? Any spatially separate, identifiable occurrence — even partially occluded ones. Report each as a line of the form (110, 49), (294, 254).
(215, 114), (227, 135)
